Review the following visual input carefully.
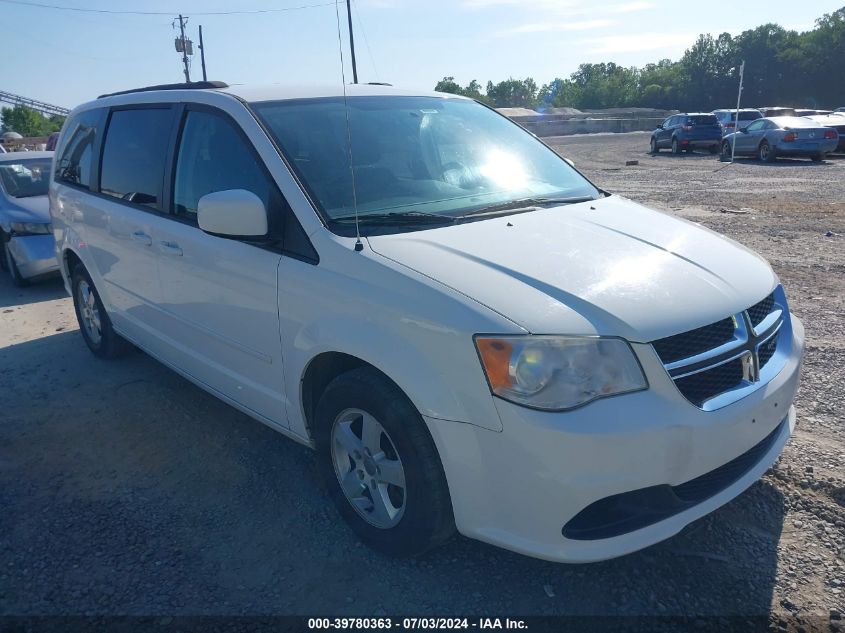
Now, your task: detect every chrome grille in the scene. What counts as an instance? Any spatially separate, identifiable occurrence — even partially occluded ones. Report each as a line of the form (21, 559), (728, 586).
(652, 287), (788, 410)
(674, 357), (744, 407)
(747, 292), (775, 328)
(652, 317), (735, 364)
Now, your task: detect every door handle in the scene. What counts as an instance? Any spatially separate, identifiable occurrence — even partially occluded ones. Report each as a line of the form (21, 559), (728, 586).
(130, 231), (152, 246)
(158, 240), (183, 256)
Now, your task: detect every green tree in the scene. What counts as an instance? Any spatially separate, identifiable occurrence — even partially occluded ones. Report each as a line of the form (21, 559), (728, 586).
(434, 4), (845, 112)
(1, 105), (64, 137)
(485, 77), (538, 108)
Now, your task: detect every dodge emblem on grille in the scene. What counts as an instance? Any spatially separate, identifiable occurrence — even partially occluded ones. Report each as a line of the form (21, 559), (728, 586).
(740, 350), (760, 382)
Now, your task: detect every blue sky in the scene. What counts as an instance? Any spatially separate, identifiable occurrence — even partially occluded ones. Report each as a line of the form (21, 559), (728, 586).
(1, 0), (842, 110)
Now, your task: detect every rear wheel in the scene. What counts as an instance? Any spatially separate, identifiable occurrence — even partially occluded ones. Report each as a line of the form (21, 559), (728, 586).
(758, 141), (775, 163)
(811, 153), (825, 162)
(649, 137), (659, 154)
(709, 144), (719, 154)
(671, 137), (681, 155)
(71, 264), (131, 359)
(315, 366), (455, 556)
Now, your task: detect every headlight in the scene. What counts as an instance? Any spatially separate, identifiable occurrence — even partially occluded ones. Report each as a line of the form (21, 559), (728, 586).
(475, 335), (647, 411)
(10, 222), (52, 235)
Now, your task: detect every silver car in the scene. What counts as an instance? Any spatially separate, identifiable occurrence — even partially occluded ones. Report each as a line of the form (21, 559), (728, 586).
(802, 114), (845, 153)
(713, 108), (762, 134)
(720, 116), (838, 162)
(0, 151), (58, 286)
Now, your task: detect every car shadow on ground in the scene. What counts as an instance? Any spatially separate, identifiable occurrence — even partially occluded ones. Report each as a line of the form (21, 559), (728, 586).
(725, 156), (840, 167)
(0, 273), (65, 309)
(0, 328), (788, 621)
(647, 149), (721, 158)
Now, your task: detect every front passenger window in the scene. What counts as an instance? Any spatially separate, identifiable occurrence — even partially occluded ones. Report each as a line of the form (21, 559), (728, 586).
(173, 110), (273, 219)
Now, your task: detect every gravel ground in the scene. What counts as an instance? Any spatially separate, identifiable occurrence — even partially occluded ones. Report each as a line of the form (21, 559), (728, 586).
(1, 132), (843, 629)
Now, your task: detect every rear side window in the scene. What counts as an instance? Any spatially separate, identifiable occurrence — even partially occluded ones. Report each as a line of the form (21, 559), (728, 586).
(687, 115), (718, 125)
(99, 108), (173, 209)
(173, 110), (274, 220)
(55, 109), (102, 189)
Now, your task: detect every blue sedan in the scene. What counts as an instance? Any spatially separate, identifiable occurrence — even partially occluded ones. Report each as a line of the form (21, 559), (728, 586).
(720, 116), (838, 162)
(0, 151), (59, 286)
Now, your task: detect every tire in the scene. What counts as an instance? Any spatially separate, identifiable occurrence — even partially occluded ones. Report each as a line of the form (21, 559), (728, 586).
(758, 141), (775, 163)
(3, 236), (28, 287)
(720, 140), (732, 162)
(671, 137), (681, 155)
(811, 153), (825, 162)
(709, 144), (719, 154)
(314, 366), (455, 557)
(71, 264), (131, 359)
(649, 137), (659, 154)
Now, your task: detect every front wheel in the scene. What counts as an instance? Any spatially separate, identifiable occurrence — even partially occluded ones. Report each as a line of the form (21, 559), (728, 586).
(649, 137), (659, 154)
(315, 367), (455, 556)
(2, 237), (28, 287)
(758, 141), (775, 163)
(71, 264), (131, 359)
(720, 140), (732, 162)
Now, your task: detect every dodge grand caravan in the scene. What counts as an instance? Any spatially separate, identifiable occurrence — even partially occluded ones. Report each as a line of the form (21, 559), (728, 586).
(49, 82), (804, 563)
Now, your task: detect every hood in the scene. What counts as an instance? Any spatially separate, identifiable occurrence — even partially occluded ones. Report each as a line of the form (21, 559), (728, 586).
(2, 195), (50, 223)
(367, 196), (776, 342)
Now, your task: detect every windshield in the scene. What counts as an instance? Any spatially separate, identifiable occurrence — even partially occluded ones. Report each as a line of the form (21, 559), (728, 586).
(252, 96), (599, 233)
(0, 158), (52, 198)
(687, 115), (718, 125)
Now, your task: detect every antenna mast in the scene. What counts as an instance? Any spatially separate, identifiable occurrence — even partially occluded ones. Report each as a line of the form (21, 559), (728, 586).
(334, 1), (362, 250)
(345, 0), (359, 84)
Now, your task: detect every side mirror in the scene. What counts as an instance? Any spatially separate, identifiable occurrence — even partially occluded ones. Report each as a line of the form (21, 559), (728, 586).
(740, 128), (749, 133)
(655, 124), (663, 130)
(198, 189), (268, 238)
(563, 157), (575, 168)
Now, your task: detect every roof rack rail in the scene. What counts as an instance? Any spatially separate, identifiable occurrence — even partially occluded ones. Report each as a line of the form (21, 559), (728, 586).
(366, 82), (393, 86)
(98, 81), (229, 99)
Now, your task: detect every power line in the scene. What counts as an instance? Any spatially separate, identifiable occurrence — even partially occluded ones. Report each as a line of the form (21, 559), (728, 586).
(0, 0), (334, 16)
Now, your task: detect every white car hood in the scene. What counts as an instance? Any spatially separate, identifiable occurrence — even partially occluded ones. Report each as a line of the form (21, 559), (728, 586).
(367, 196), (776, 342)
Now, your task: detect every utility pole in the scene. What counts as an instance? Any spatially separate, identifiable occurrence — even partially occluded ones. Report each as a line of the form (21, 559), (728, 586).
(731, 60), (744, 163)
(345, 0), (358, 83)
(178, 14), (191, 83)
(198, 25), (207, 82)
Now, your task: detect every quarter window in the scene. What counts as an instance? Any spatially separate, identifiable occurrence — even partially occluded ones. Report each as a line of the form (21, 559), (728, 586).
(55, 109), (101, 189)
(173, 110), (274, 220)
(99, 108), (173, 209)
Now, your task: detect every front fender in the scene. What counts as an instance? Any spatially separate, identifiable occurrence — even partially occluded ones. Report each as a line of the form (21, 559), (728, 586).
(278, 250), (523, 438)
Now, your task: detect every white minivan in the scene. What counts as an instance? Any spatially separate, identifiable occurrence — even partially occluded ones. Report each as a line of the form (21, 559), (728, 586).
(50, 82), (804, 563)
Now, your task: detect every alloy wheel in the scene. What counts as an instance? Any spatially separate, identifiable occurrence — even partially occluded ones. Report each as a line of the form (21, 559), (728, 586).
(77, 279), (103, 345)
(331, 408), (407, 529)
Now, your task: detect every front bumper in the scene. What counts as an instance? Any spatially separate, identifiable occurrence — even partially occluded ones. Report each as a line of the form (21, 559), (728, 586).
(7, 234), (60, 279)
(427, 317), (804, 563)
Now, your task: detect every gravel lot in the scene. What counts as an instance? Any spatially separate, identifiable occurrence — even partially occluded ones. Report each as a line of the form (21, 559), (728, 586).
(1, 132), (843, 628)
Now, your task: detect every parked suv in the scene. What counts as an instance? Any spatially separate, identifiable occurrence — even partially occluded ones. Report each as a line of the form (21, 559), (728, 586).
(713, 108), (762, 134)
(650, 113), (722, 154)
(50, 83), (804, 563)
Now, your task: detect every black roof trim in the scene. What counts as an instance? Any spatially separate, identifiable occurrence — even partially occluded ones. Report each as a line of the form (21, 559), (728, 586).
(98, 81), (229, 99)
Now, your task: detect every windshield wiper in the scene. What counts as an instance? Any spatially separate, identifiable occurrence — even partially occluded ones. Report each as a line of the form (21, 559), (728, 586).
(459, 196), (596, 218)
(329, 211), (457, 225)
